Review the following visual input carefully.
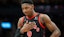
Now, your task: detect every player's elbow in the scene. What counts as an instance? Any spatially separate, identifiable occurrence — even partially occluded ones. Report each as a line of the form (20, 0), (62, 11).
(55, 28), (61, 37)
(57, 29), (61, 36)
(50, 29), (61, 37)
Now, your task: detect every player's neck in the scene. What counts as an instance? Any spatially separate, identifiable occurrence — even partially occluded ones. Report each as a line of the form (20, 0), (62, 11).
(27, 11), (37, 18)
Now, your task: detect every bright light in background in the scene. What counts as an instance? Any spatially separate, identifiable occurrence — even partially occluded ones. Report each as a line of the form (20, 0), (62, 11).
(1, 22), (12, 29)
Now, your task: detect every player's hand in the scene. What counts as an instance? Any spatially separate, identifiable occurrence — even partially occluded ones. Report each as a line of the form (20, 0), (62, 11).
(20, 21), (36, 33)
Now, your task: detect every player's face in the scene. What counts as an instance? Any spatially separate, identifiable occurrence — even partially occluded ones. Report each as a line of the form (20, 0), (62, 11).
(21, 3), (34, 16)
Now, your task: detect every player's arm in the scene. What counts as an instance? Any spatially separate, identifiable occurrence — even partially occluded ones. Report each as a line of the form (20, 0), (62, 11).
(40, 14), (61, 37)
(14, 17), (24, 37)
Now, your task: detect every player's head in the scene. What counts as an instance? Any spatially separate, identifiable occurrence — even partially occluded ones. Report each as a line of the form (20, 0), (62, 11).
(21, 0), (34, 16)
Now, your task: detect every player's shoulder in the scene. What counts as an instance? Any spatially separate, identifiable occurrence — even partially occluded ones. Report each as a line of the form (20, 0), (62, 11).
(39, 13), (49, 18)
(18, 16), (25, 21)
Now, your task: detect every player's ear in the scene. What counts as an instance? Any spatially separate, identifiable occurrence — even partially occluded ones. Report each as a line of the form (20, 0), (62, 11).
(31, 4), (34, 9)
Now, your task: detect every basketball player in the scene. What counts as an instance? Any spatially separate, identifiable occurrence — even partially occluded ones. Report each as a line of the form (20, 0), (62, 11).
(14, 0), (61, 37)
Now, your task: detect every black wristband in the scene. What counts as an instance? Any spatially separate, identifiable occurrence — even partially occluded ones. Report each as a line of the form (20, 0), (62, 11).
(14, 28), (24, 37)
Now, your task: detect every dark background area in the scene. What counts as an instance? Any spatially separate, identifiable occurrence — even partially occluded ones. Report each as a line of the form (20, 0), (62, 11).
(0, 0), (64, 37)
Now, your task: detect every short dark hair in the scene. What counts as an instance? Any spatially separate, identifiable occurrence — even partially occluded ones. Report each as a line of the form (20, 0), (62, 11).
(21, 0), (33, 4)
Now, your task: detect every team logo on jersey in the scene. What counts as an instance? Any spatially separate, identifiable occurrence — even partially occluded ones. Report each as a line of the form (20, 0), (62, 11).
(27, 21), (40, 37)
(36, 27), (40, 32)
(34, 17), (38, 20)
(27, 31), (32, 37)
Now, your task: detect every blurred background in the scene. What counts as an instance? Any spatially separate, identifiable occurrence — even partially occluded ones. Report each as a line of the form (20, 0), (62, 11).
(0, 0), (64, 37)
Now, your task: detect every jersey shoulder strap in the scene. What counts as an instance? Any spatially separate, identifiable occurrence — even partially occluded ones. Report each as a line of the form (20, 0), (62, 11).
(20, 16), (25, 28)
(38, 13), (46, 29)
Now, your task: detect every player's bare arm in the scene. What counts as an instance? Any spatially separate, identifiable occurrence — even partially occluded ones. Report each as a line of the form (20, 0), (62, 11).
(40, 14), (61, 37)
